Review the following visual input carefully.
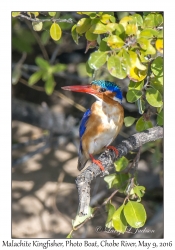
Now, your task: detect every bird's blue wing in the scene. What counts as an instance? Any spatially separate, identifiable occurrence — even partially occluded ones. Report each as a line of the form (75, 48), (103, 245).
(79, 108), (91, 139)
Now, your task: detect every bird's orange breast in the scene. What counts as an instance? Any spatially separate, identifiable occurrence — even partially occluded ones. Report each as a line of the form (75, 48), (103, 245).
(81, 99), (124, 158)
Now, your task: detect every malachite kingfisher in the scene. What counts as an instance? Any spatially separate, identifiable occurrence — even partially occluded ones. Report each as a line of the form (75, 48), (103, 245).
(62, 80), (124, 171)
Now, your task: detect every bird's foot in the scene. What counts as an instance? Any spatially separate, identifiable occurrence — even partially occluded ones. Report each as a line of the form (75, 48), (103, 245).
(107, 146), (119, 157)
(89, 154), (105, 171)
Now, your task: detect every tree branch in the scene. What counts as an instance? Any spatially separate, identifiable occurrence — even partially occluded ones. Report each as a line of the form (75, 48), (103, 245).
(12, 142), (50, 167)
(76, 126), (163, 216)
(18, 13), (74, 24)
(12, 97), (76, 134)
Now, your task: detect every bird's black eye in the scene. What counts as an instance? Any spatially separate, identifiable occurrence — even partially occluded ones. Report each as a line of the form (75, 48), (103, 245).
(99, 88), (106, 93)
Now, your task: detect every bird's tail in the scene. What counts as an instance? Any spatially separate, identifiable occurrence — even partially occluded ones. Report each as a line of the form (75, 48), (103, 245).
(77, 148), (88, 171)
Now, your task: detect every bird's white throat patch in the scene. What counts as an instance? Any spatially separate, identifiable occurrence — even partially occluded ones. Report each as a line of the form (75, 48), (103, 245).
(91, 94), (122, 104)
(113, 96), (122, 103)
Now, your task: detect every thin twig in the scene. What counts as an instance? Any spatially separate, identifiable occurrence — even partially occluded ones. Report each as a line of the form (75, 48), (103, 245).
(49, 45), (61, 64)
(24, 20), (49, 60)
(18, 13), (74, 23)
(19, 78), (86, 112)
(17, 52), (27, 65)
(12, 63), (89, 83)
(12, 135), (48, 150)
(122, 146), (141, 175)
(103, 189), (119, 205)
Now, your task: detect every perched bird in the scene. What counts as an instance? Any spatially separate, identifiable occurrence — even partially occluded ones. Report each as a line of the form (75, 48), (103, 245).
(62, 80), (124, 171)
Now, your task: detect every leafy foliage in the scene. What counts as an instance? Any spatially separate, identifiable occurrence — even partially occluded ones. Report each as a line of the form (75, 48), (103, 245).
(104, 162), (147, 232)
(12, 12), (164, 129)
(71, 11), (163, 131)
(28, 57), (66, 95)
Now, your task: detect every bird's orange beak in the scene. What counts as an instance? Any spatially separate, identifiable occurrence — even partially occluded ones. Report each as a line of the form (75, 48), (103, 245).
(61, 85), (98, 95)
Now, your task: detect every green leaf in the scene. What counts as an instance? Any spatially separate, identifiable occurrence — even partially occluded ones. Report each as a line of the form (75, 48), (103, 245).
(101, 12), (114, 16)
(130, 186), (146, 201)
(137, 37), (150, 50)
(107, 35), (124, 49)
(12, 29), (36, 53)
(51, 63), (67, 73)
(72, 206), (93, 228)
(35, 57), (50, 70)
(77, 12), (96, 18)
(143, 42), (156, 55)
(158, 29), (163, 38)
(112, 205), (127, 233)
(59, 14), (73, 30)
(85, 30), (98, 41)
(112, 173), (129, 191)
(106, 23), (117, 32)
(139, 50), (150, 63)
(48, 12), (56, 17)
(86, 62), (94, 76)
(133, 14), (143, 26)
(136, 98), (146, 115)
(100, 14), (111, 24)
(151, 56), (163, 77)
(139, 28), (159, 38)
(32, 19), (43, 31)
(71, 24), (79, 44)
(50, 23), (62, 41)
(96, 34), (102, 45)
(129, 67), (147, 82)
(28, 70), (43, 85)
(128, 51), (137, 66)
(119, 16), (135, 28)
(122, 49), (131, 71)
(126, 23), (137, 35)
(107, 55), (127, 79)
(12, 67), (21, 85)
(157, 106), (163, 114)
(157, 110), (163, 126)
(124, 117), (136, 127)
(136, 116), (153, 132)
(133, 186), (145, 198)
(124, 201), (146, 228)
(117, 12), (129, 21)
(99, 40), (110, 52)
(89, 22), (107, 34)
(126, 89), (142, 103)
(104, 173), (116, 189)
(12, 12), (20, 17)
(109, 15), (115, 23)
(77, 63), (88, 77)
(114, 156), (129, 171)
(88, 51), (107, 70)
(45, 75), (55, 95)
(76, 18), (91, 34)
(128, 80), (144, 90)
(146, 88), (163, 107)
(150, 77), (163, 95)
(29, 12), (39, 17)
(128, 51), (147, 71)
(106, 203), (116, 224)
(66, 231), (73, 238)
(41, 31), (50, 45)
(143, 13), (163, 28)
(115, 24), (125, 38)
